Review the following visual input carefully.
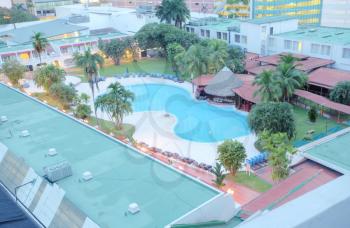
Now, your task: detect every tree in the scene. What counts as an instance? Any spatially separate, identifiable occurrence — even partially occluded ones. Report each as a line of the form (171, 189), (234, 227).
(134, 23), (199, 51)
(212, 162), (226, 187)
(275, 55), (307, 102)
(207, 39), (228, 73)
(329, 81), (350, 105)
(32, 32), (48, 64)
(33, 64), (65, 91)
(0, 6), (37, 25)
(260, 131), (295, 181)
(217, 140), (246, 175)
(74, 93), (92, 119)
(166, 42), (185, 74)
(308, 106), (317, 123)
(155, 0), (190, 28)
(180, 44), (208, 79)
(1, 59), (26, 86)
(248, 102), (296, 139)
(124, 37), (139, 62)
(99, 39), (127, 65)
(253, 70), (281, 102)
(73, 49), (104, 100)
(95, 82), (134, 129)
(49, 83), (77, 108)
(225, 45), (245, 73)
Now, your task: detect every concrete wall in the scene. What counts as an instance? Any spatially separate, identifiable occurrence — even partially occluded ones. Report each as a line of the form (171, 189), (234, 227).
(321, 0), (350, 28)
(0, 143), (100, 228)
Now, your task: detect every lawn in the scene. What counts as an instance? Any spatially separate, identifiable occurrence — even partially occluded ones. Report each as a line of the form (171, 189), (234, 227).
(227, 171), (272, 193)
(32, 92), (69, 110)
(293, 105), (346, 141)
(65, 58), (175, 78)
(88, 117), (135, 140)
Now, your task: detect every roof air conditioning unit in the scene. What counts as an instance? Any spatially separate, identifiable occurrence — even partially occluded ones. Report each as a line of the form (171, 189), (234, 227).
(128, 203), (140, 214)
(21, 130), (30, 137)
(44, 161), (72, 182)
(1, 116), (7, 122)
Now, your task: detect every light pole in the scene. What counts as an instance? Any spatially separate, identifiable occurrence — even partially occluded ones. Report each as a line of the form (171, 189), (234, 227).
(14, 178), (36, 202)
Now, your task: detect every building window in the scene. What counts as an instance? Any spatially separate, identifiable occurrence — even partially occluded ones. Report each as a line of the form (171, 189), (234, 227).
(321, 45), (330, 55)
(241, 35), (247, 44)
(268, 37), (275, 47)
(284, 40), (292, 50)
(223, 33), (227, 41)
(311, 44), (320, 54)
(311, 43), (331, 56)
(186, 27), (190, 32)
(284, 40), (299, 51)
(234, 34), (240, 43)
(269, 27), (274, 35)
(190, 28), (194, 33)
(206, 30), (210, 38)
(200, 29), (204, 36)
(343, 48), (350, 59)
(217, 32), (222, 39)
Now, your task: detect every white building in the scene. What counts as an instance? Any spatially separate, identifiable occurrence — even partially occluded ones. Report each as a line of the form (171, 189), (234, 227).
(0, 0), (12, 9)
(321, 0), (350, 28)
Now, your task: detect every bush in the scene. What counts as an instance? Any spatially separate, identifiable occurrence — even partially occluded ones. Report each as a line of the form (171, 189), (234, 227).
(217, 140), (246, 175)
(34, 64), (65, 91)
(308, 106), (317, 123)
(1, 59), (26, 86)
(74, 104), (92, 119)
(329, 81), (350, 105)
(249, 102), (296, 139)
(49, 83), (77, 108)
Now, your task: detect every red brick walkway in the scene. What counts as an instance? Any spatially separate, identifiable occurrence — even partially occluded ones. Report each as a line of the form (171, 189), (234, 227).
(241, 160), (340, 218)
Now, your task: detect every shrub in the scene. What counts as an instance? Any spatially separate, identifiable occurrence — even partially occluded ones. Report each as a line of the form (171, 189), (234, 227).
(329, 81), (350, 105)
(308, 106), (317, 123)
(212, 162), (226, 187)
(49, 83), (77, 107)
(1, 59), (26, 86)
(74, 104), (92, 119)
(34, 64), (65, 91)
(217, 140), (246, 175)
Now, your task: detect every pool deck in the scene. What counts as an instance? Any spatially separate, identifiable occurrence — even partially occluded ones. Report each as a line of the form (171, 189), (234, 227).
(73, 77), (259, 165)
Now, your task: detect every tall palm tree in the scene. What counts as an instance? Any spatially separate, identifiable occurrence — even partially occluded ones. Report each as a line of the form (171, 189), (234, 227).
(95, 82), (134, 130)
(156, 0), (190, 28)
(208, 40), (228, 73)
(275, 59), (307, 102)
(253, 70), (281, 102)
(32, 32), (48, 64)
(183, 44), (208, 79)
(73, 49), (104, 100)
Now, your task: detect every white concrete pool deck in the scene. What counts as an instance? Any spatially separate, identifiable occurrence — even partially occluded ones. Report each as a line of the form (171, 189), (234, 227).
(25, 76), (259, 165)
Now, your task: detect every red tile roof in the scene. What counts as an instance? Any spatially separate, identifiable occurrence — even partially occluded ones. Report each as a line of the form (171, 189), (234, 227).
(192, 74), (214, 86)
(233, 74), (261, 103)
(245, 52), (260, 71)
(246, 64), (276, 75)
(294, 89), (350, 115)
(308, 67), (350, 89)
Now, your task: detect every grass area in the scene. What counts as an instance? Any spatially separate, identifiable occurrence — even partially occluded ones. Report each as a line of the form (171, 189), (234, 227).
(32, 92), (69, 110)
(227, 172), (272, 193)
(293, 105), (346, 141)
(88, 116), (135, 139)
(65, 58), (174, 79)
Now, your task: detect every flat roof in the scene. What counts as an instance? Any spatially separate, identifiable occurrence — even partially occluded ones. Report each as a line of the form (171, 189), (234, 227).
(188, 17), (241, 31)
(304, 130), (350, 173)
(276, 26), (350, 46)
(0, 19), (88, 44)
(245, 15), (296, 25)
(0, 84), (219, 228)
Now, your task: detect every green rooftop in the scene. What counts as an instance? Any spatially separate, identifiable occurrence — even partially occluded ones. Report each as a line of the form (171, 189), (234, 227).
(276, 26), (350, 46)
(305, 130), (350, 174)
(188, 17), (241, 32)
(246, 15), (295, 25)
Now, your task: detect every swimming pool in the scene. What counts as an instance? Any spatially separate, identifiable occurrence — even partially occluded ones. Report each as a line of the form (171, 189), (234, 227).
(0, 84), (219, 228)
(127, 84), (250, 142)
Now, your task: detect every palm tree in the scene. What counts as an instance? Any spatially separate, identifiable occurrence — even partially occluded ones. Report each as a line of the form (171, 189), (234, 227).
(156, 0), (190, 28)
(183, 44), (208, 79)
(253, 70), (281, 102)
(275, 58), (307, 102)
(208, 40), (228, 73)
(73, 49), (104, 100)
(32, 32), (48, 64)
(95, 82), (134, 129)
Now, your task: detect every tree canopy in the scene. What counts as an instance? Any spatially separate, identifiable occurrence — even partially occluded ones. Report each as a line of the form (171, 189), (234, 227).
(155, 0), (190, 28)
(95, 82), (134, 129)
(1, 59), (26, 86)
(248, 102), (296, 139)
(329, 81), (350, 105)
(99, 39), (127, 65)
(34, 64), (65, 91)
(0, 6), (37, 25)
(32, 32), (48, 64)
(260, 131), (295, 181)
(217, 140), (246, 175)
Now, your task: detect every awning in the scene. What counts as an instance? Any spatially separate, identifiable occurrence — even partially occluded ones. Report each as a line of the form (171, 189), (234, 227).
(294, 89), (350, 115)
(308, 67), (350, 89)
(204, 67), (243, 97)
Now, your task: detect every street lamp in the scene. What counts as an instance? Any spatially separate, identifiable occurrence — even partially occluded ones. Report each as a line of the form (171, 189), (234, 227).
(14, 178), (37, 202)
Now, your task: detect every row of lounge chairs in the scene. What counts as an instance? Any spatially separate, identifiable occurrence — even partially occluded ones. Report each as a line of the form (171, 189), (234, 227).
(246, 152), (269, 168)
(138, 142), (213, 172)
(114, 72), (184, 83)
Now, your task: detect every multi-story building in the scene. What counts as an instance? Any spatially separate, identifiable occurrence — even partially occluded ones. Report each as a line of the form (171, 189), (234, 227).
(0, 0), (12, 8)
(251, 0), (323, 26)
(32, 0), (74, 17)
(321, 0), (350, 28)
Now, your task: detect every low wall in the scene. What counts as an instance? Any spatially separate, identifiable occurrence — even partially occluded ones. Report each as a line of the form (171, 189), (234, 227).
(166, 193), (240, 227)
(0, 142), (100, 228)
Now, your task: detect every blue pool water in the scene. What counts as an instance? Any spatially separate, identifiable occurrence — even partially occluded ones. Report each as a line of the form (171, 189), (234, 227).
(127, 84), (250, 142)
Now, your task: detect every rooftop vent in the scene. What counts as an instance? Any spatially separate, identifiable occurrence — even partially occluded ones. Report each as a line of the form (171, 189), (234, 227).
(0, 116), (7, 122)
(21, 130), (30, 137)
(128, 203), (140, 214)
(335, 32), (344, 35)
(322, 35), (332, 38)
(308, 29), (317, 32)
(47, 148), (58, 157)
(82, 171), (93, 181)
(44, 161), (72, 182)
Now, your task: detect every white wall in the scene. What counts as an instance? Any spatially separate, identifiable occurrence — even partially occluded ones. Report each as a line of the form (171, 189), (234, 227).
(0, 0), (12, 8)
(321, 0), (350, 28)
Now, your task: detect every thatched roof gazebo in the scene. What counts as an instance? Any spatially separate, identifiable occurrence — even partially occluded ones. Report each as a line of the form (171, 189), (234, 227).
(204, 67), (243, 97)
